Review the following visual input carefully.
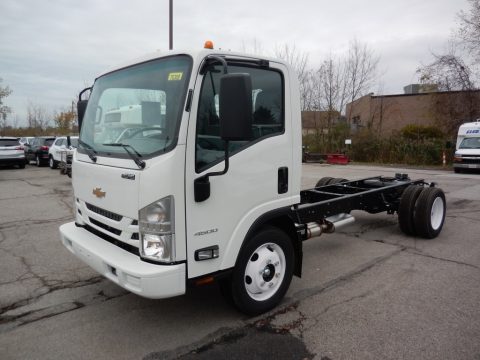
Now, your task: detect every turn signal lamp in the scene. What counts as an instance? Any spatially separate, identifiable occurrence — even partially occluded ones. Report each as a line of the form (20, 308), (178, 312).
(204, 40), (214, 49)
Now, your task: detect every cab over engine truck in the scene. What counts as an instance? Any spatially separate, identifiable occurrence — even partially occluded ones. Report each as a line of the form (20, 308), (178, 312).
(60, 45), (446, 315)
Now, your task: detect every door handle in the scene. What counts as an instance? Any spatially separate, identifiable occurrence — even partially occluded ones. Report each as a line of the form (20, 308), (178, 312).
(278, 167), (288, 194)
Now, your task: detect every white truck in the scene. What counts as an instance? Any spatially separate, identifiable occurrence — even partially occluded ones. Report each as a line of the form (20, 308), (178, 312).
(453, 120), (480, 173)
(60, 45), (446, 315)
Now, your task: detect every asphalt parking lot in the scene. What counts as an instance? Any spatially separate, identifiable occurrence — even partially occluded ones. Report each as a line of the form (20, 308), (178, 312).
(1, 163), (479, 360)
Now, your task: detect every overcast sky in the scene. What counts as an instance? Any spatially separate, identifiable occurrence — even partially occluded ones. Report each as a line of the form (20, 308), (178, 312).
(0, 0), (470, 125)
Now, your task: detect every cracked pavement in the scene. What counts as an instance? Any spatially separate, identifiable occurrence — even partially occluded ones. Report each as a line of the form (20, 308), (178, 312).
(1, 164), (480, 359)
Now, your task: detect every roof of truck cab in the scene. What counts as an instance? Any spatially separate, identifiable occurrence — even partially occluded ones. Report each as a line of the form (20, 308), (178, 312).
(96, 49), (289, 79)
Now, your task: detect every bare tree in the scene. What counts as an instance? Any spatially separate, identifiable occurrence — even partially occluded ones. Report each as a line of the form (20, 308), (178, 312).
(309, 40), (379, 116)
(27, 102), (50, 131)
(417, 44), (475, 91)
(418, 1), (480, 90)
(416, 0), (480, 135)
(274, 44), (311, 111)
(0, 78), (12, 134)
(458, 0), (480, 63)
(315, 56), (349, 113)
(345, 39), (380, 120)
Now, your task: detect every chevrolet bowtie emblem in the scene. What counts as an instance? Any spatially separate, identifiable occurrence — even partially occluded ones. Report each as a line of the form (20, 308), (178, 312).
(92, 187), (106, 198)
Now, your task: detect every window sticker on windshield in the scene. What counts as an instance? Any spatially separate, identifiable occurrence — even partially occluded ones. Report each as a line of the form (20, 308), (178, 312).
(168, 72), (183, 81)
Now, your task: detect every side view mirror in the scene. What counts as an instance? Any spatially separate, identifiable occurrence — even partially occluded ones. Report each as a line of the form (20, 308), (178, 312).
(194, 73), (253, 203)
(77, 86), (92, 131)
(77, 100), (88, 131)
(219, 73), (253, 141)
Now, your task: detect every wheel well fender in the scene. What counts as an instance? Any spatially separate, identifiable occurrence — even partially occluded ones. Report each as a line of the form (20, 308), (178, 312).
(240, 208), (303, 277)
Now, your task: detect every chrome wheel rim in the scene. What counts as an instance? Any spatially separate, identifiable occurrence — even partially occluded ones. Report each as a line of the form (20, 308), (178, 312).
(431, 197), (444, 230)
(244, 243), (286, 301)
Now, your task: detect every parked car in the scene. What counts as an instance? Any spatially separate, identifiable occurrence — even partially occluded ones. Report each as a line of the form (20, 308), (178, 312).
(25, 136), (56, 166)
(0, 137), (26, 169)
(48, 136), (78, 169)
(19, 137), (35, 147)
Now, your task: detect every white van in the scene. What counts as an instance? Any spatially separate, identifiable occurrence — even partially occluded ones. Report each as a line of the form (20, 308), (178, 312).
(453, 120), (480, 173)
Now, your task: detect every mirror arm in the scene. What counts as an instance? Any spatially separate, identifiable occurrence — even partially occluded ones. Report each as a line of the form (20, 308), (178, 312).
(204, 140), (230, 178)
(194, 141), (230, 202)
(79, 87), (92, 101)
(205, 55), (228, 75)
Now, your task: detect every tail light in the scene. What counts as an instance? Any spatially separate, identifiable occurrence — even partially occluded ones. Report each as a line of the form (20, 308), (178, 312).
(15, 146), (24, 150)
(40, 146), (49, 150)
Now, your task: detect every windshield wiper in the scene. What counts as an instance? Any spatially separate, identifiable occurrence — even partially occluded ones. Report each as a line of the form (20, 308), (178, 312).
(103, 143), (146, 169)
(78, 139), (97, 162)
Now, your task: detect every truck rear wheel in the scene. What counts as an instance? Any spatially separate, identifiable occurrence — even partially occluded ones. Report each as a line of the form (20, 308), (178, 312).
(227, 226), (294, 315)
(329, 178), (348, 185)
(413, 187), (446, 239)
(398, 185), (423, 236)
(315, 177), (334, 187)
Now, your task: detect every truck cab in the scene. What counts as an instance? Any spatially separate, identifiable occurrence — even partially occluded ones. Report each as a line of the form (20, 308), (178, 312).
(60, 48), (302, 314)
(453, 120), (480, 173)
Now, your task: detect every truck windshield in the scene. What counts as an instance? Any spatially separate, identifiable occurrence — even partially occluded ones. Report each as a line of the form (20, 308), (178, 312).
(79, 55), (192, 159)
(459, 137), (480, 149)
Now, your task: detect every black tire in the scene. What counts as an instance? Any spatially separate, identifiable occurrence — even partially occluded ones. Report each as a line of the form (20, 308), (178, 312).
(398, 185), (424, 236)
(453, 167), (462, 173)
(329, 178), (349, 185)
(315, 177), (334, 187)
(413, 187), (446, 239)
(18, 162), (26, 169)
(226, 226), (294, 316)
(49, 156), (58, 169)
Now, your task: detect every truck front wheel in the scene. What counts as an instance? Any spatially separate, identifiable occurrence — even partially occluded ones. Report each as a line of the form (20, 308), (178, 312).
(227, 226), (294, 315)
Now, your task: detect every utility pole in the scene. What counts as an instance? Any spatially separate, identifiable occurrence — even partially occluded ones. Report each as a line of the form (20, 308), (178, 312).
(169, 0), (173, 50)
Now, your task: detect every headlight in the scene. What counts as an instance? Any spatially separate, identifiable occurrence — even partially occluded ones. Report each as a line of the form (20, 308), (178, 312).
(139, 196), (175, 263)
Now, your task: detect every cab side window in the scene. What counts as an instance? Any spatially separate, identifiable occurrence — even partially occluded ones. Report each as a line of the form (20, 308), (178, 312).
(195, 64), (284, 172)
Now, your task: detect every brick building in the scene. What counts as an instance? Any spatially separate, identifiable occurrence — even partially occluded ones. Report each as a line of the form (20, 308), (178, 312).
(345, 87), (480, 136)
(301, 110), (342, 135)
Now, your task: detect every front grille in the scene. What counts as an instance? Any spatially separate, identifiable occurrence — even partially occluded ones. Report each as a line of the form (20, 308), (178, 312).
(89, 217), (122, 236)
(83, 224), (139, 256)
(86, 203), (122, 221)
(461, 157), (480, 164)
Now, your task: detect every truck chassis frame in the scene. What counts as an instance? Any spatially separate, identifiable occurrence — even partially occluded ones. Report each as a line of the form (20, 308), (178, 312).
(293, 174), (427, 230)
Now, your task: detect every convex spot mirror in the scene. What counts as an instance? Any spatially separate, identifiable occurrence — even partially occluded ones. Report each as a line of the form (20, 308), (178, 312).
(219, 73), (253, 141)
